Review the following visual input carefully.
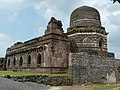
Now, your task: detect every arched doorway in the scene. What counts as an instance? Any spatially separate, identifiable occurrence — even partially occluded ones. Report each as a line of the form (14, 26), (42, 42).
(13, 58), (16, 66)
(19, 56), (23, 67)
(99, 38), (104, 51)
(27, 55), (31, 67)
(8, 59), (10, 67)
(37, 53), (41, 67)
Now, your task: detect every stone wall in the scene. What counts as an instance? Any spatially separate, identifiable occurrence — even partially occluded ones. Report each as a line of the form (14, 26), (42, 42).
(5, 17), (69, 73)
(68, 31), (108, 52)
(0, 58), (5, 70)
(69, 51), (120, 85)
(4, 75), (72, 86)
(114, 59), (120, 82)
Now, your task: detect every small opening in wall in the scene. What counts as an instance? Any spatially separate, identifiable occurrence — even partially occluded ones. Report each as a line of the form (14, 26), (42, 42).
(13, 58), (16, 66)
(8, 59), (10, 67)
(19, 56), (23, 67)
(27, 55), (31, 65)
(37, 53), (41, 65)
(99, 39), (103, 51)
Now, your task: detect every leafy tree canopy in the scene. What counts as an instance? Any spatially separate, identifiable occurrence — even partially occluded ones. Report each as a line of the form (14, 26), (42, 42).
(112, 0), (120, 3)
(117, 65), (120, 73)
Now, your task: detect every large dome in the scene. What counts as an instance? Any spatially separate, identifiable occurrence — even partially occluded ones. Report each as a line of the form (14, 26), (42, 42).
(70, 6), (101, 27)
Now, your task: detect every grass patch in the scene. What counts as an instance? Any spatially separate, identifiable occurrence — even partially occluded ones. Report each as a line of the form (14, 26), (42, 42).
(0, 71), (71, 77)
(0, 71), (39, 76)
(48, 72), (71, 77)
(92, 83), (120, 90)
(0, 71), (120, 90)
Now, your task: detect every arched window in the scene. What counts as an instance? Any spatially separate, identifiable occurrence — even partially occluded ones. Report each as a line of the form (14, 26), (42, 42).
(27, 55), (31, 65)
(37, 53), (41, 65)
(19, 56), (23, 67)
(13, 58), (16, 66)
(8, 59), (10, 67)
(83, 37), (91, 47)
(83, 37), (91, 43)
(99, 38), (104, 51)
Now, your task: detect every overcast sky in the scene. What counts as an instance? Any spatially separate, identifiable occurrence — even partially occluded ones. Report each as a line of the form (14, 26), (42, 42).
(0, 0), (120, 58)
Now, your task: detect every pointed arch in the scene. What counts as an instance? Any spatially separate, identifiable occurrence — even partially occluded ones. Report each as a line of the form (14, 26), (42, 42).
(13, 58), (16, 66)
(83, 37), (91, 43)
(83, 37), (91, 47)
(37, 53), (41, 65)
(19, 56), (23, 67)
(99, 38), (104, 51)
(27, 55), (31, 65)
(8, 59), (10, 67)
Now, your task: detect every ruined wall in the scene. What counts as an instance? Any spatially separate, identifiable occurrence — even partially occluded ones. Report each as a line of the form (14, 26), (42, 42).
(6, 34), (69, 73)
(6, 46), (44, 69)
(6, 17), (69, 73)
(0, 58), (5, 70)
(4, 75), (72, 86)
(69, 51), (120, 85)
(114, 59), (120, 82)
(67, 26), (108, 52)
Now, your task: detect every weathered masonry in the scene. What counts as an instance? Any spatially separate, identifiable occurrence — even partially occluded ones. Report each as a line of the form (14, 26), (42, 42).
(67, 6), (120, 84)
(67, 6), (108, 52)
(5, 5), (120, 84)
(0, 57), (5, 70)
(6, 17), (69, 73)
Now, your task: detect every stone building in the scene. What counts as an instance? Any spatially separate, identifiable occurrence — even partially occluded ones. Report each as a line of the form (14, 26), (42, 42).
(67, 6), (120, 84)
(67, 6), (108, 52)
(6, 17), (69, 73)
(5, 6), (120, 84)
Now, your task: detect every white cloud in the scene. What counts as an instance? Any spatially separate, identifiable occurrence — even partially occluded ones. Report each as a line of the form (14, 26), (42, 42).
(108, 13), (120, 26)
(35, 26), (45, 36)
(34, 1), (120, 59)
(44, 8), (54, 20)
(8, 12), (18, 23)
(0, 33), (12, 57)
(101, 4), (120, 59)
(0, 33), (10, 42)
(108, 46), (120, 59)
(0, 0), (120, 58)
(0, 0), (35, 11)
(0, 0), (39, 23)
(34, 1), (47, 13)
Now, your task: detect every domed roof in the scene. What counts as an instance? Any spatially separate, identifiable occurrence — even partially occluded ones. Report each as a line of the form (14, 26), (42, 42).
(70, 6), (101, 27)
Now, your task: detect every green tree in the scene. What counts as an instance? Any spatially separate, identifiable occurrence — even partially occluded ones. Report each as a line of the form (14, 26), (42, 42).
(117, 65), (120, 73)
(112, 0), (120, 3)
